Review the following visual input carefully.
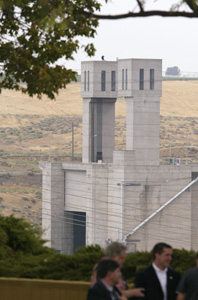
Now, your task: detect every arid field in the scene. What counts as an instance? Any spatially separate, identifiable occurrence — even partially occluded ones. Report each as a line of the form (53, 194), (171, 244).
(0, 80), (198, 225)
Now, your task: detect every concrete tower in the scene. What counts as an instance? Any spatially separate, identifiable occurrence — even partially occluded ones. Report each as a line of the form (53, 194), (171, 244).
(81, 58), (162, 165)
(117, 59), (162, 165)
(81, 61), (117, 163)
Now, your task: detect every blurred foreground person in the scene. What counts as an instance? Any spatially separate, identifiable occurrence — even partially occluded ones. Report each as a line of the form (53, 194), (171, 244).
(91, 242), (145, 298)
(87, 259), (127, 300)
(176, 252), (198, 300)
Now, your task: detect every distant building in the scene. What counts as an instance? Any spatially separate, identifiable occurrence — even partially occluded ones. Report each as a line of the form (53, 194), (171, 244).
(40, 58), (198, 254)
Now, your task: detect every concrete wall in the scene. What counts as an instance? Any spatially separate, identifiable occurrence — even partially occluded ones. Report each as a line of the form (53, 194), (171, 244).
(112, 158), (198, 252)
(81, 61), (118, 99)
(40, 159), (198, 254)
(117, 58), (162, 98)
(40, 162), (64, 251)
(125, 96), (160, 165)
(0, 278), (90, 300)
(82, 98), (91, 163)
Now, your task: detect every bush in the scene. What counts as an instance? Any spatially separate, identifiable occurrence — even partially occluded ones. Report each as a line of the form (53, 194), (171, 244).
(0, 215), (52, 258)
(0, 215), (197, 282)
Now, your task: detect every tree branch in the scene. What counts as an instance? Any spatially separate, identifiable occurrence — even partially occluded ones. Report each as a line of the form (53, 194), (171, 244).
(86, 9), (198, 20)
(136, 0), (144, 12)
(185, 0), (198, 12)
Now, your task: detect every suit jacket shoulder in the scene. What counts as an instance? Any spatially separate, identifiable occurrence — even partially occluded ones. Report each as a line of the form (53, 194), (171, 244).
(87, 280), (120, 300)
(167, 267), (181, 278)
(134, 265), (181, 300)
(167, 267), (181, 298)
(135, 265), (157, 285)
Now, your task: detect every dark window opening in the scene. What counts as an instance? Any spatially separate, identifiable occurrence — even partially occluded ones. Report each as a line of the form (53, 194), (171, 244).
(84, 71), (86, 91)
(101, 71), (106, 91)
(125, 69), (128, 90)
(150, 69), (154, 90)
(139, 69), (144, 90)
(111, 71), (116, 91)
(65, 211), (86, 253)
(96, 151), (102, 161)
(122, 69), (124, 90)
(87, 71), (90, 91)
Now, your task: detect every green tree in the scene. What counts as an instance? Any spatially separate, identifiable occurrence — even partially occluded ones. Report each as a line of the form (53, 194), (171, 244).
(0, 214), (52, 258)
(0, 0), (101, 99)
(165, 66), (181, 76)
(0, 0), (198, 99)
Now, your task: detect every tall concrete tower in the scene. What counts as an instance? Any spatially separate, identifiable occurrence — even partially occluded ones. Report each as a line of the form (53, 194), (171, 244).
(117, 59), (162, 165)
(81, 58), (162, 165)
(81, 61), (117, 163)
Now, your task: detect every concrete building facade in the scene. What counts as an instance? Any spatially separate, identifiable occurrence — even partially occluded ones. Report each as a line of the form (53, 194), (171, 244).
(40, 58), (198, 254)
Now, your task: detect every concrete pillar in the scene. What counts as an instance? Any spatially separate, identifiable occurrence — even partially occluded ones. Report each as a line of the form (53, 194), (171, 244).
(125, 96), (160, 165)
(40, 162), (65, 252)
(82, 98), (91, 163)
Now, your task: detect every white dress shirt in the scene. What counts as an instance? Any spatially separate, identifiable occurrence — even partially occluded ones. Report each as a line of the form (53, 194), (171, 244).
(152, 262), (168, 300)
(103, 282), (120, 300)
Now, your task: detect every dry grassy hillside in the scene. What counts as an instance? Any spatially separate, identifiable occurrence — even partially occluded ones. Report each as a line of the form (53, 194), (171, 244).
(0, 80), (198, 225)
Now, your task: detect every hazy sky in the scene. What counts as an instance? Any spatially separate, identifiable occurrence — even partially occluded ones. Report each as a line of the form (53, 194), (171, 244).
(66, 0), (198, 75)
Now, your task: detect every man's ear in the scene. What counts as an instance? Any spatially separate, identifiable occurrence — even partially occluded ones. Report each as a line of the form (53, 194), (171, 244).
(196, 259), (198, 267)
(106, 270), (112, 278)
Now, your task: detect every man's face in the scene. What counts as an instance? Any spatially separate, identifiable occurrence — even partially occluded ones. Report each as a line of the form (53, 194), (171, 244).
(113, 250), (127, 268)
(155, 247), (172, 270)
(110, 267), (121, 285)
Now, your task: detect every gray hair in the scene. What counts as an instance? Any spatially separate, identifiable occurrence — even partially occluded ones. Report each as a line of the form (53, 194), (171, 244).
(104, 242), (127, 257)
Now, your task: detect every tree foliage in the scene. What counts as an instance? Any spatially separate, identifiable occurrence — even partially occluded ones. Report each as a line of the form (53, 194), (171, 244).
(165, 66), (181, 76)
(0, 214), (52, 259)
(0, 216), (197, 281)
(0, 0), (101, 99)
(0, 0), (198, 99)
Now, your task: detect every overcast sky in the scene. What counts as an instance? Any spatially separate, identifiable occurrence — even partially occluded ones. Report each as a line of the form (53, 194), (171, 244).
(66, 0), (198, 75)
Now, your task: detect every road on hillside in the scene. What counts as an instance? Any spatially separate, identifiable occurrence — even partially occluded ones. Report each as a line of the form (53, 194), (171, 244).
(0, 170), (42, 175)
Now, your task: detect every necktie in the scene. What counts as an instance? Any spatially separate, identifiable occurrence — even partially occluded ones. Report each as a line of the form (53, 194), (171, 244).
(111, 288), (120, 300)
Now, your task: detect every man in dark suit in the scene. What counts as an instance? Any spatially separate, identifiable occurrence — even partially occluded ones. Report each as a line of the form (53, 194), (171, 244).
(87, 258), (128, 300)
(134, 242), (181, 300)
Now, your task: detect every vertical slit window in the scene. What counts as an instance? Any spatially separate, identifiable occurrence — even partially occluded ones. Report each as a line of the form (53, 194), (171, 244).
(87, 71), (90, 91)
(125, 69), (128, 90)
(122, 69), (124, 90)
(139, 69), (144, 90)
(150, 69), (154, 90)
(84, 71), (86, 91)
(101, 70), (106, 91)
(111, 71), (116, 91)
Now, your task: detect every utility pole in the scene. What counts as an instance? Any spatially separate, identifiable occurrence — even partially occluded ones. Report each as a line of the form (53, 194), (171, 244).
(48, 135), (51, 161)
(169, 135), (172, 163)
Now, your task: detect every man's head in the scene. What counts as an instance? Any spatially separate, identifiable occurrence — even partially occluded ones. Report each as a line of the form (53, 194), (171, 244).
(152, 242), (173, 270)
(96, 259), (120, 286)
(104, 242), (127, 267)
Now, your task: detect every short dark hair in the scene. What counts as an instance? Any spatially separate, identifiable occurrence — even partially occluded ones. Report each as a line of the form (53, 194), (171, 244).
(96, 259), (120, 279)
(152, 242), (172, 259)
